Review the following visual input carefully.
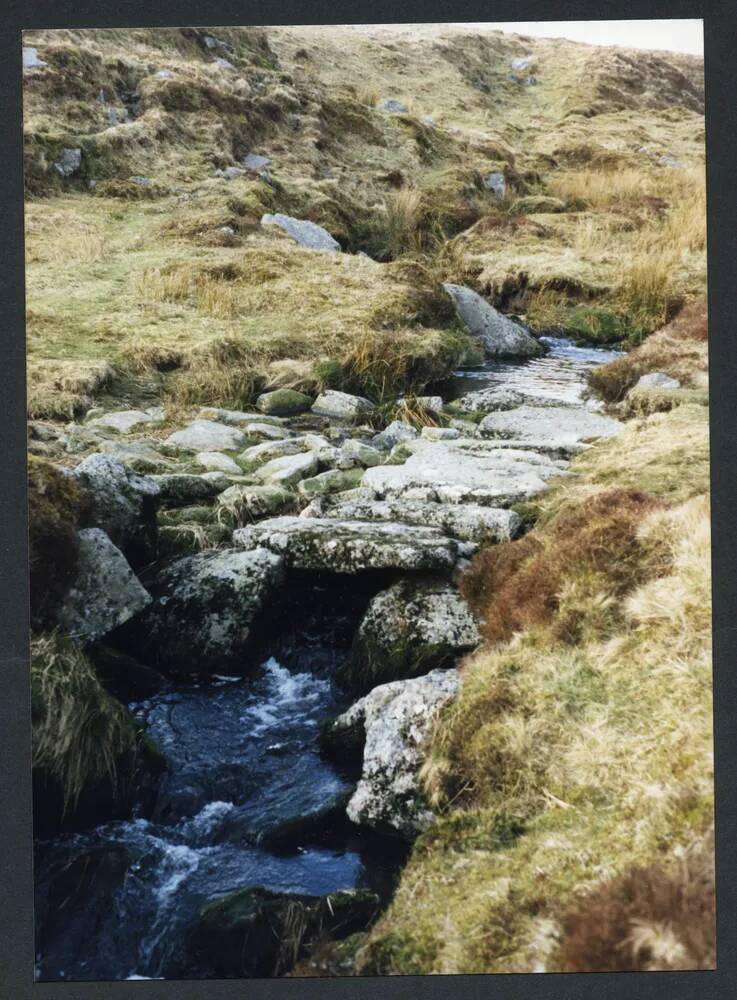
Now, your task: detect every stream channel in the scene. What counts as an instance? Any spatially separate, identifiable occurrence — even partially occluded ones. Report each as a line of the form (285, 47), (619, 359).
(34, 336), (620, 981)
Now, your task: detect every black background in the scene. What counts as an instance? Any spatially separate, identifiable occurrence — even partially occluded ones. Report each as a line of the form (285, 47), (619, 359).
(1, 1), (734, 998)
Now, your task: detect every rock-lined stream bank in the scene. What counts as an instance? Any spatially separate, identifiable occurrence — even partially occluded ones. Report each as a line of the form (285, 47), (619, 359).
(33, 334), (622, 981)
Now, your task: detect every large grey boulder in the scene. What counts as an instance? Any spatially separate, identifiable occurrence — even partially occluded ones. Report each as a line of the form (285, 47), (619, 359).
(233, 516), (461, 573)
(478, 405), (623, 453)
(362, 438), (566, 506)
(165, 420), (246, 452)
(130, 548), (285, 673)
(87, 408), (164, 434)
(238, 438), (305, 471)
(341, 579), (479, 694)
(327, 669), (460, 839)
(301, 495), (520, 544)
(261, 213), (341, 252)
(56, 528), (151, 643)
(371, 420), (418, 451)
(312, 390), (376, 422)
(442, 283), (544, 358)
(71, 454), (160, 565)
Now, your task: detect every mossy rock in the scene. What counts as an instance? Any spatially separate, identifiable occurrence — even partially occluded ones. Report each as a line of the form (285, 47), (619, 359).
(256, 388), (312, 416)
(28, 456), (91, 628)
(191, 886), (380, 978)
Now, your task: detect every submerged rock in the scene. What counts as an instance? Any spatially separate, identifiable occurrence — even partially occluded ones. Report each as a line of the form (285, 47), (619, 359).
(165, 420), (246, 452)
(442, 283), (544, 358)
(129, 548), (285, 674)
(342, 579), (479, 693)
(261, 213), (341, 252)
(71, 453), (159, 565)
(312, 390), (376, 422)
(328, 669), (460, 839)
(301, 495), (520, 544)
(233, 516), (460, 573)
(478, 404), (623, 452)
(56, 528), (151, 643)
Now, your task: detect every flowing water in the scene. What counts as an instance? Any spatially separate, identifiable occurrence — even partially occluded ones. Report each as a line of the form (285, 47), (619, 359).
(34, 337), (619, 982)
(442, 336), (622, 405)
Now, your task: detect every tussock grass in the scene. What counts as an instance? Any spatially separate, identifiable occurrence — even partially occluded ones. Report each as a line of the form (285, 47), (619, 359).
(27, 358), (115, 419)
(359, 488), (713, 975)
(31, 634), (141, 809)
(554, 825), (715, 971)
(461, 488), (669, 646)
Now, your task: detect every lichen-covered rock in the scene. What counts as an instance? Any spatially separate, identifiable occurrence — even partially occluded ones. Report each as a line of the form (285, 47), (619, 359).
(165, 420), (246, 452)
(371, 420), (419, 451)
(71, 453), (159, 565)
(442, 283), (544, 358)
(362, 439), (566, 506)
(451, 386), (556, 414)
(254, 451), (319, 487)
(23, 46), (47, 70)
(86, 408), (164, 434)
(311, 390), (376, 422)
(342, 579), (479, 693)
(297, 467), (364, 498)
(233, 516), (460, 573)
(301, 495), (520, 544)
(261, 213), (341, 252)
(398, 395), (444, 414)
(256, 388), (312, 416)
(478, 404), (623, 452)
(194, 451), (242, 475)
(328, 669), (461, 838)
(56, 528), (151, 643)
(243, 422), (292, 442)
(484, 170), (506, 198)
(129, 548), (285, 673)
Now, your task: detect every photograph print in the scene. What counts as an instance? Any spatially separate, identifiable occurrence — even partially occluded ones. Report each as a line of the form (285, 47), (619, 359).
(24, 19), (714, 981)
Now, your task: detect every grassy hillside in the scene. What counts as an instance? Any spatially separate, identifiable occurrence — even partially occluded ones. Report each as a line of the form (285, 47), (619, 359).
(24, 24), (706, 418)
